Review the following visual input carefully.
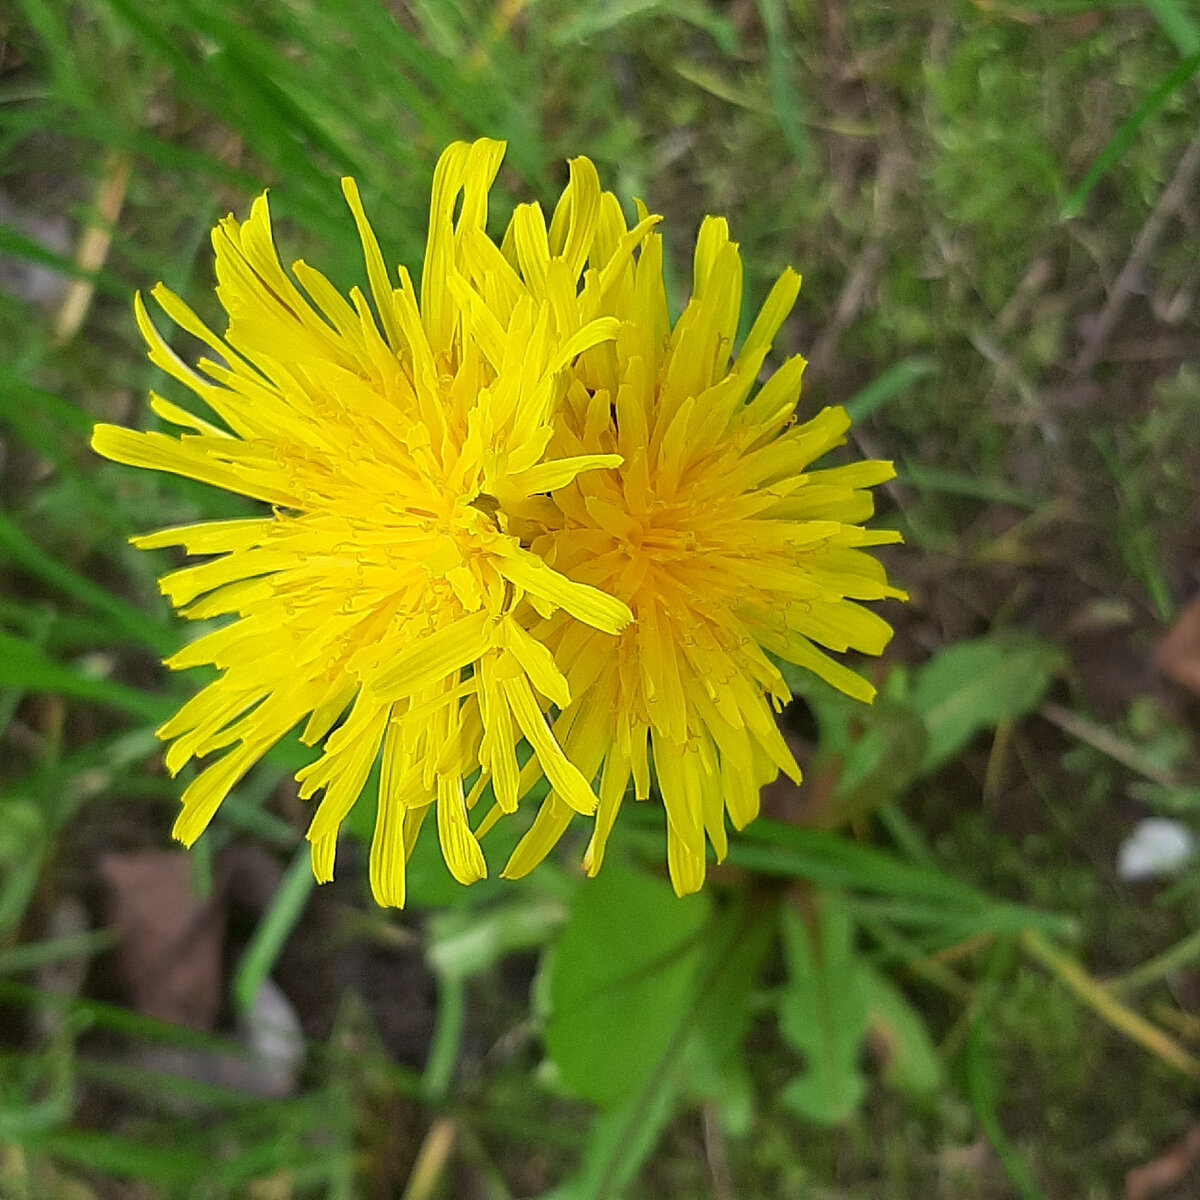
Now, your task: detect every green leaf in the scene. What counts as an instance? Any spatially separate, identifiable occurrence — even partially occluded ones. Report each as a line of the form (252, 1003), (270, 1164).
(862, 964), (942, 1096)
(683, 898), (775, 1135)
(814, 690), (930, 825)
(911, 632), (1064, 774)
(427, 893), (568, 982)
(543, 864), (711, 1108)
(550, 897), (770, 1199)
(547, 1071), (681, 1200)
(777, 898), (871, 1124)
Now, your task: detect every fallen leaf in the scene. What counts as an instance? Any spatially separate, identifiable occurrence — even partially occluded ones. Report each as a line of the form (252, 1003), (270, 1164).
(1156, 595), (1200, 694)
(100, 851), (225, 1031)
(1127, 1125), (1200, 1200)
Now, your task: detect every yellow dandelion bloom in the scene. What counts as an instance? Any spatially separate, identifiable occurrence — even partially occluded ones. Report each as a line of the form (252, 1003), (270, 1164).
(96, 138), (901, 906)
(492, 209), (906, 896)
(93, 140), (655, 905)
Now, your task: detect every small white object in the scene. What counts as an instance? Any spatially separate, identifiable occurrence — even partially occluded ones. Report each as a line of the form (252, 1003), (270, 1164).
(1117, 818), (1195, 881)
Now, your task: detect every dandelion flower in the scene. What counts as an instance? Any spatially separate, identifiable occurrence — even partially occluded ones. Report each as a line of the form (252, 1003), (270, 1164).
(93, 140), (648, 905)
(494, 210), (906, 896)
(96, 139), (901, 906)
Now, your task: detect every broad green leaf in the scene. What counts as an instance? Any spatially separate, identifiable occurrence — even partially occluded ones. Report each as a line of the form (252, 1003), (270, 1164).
(778, 899), (871, 1125)
(551, 898), (769, 1198)
(812, 689), (929, 825)
(683, 899), (775, 1135)
(543, 864), (711, 1108)
(863, 964), (942, 1096)
(912, 632), (1065, 773)
(546, 1069), (680, 1200)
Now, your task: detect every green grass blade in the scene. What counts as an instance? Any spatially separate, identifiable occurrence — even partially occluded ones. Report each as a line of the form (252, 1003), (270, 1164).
(0, 369), (93, 436)
(1144, 0), (1200, 55)
(1062, 49), (1200, 219)
(0, 929), (114, 977)
(0, 629), (169, 722)
(0, 223), (127, 296)
(846, 357), (936, 423)
(75, 1054), (261, 1111)
(730, 819), (1075, 938)
(21, 1129), (222, 1189)
(735, 818), (982, 904)
(966, 944), (1047, 1200)
(755, 0), (808, 164)
(423, 974), (466, 1101)
(900, 462), (1043, 509)
(0, 980), (250, 1055)
(12, 0), (93, 112)
(0, 600), (139, 655)
(0, 512), (176, 656)
(230, 844), (315, 1014)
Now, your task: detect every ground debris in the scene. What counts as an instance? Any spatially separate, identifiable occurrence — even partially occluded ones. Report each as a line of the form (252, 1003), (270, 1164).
(100, 850), (224, 1031)
(1156, 595), (1200, 695)
(1126, 1125), (1200, 1200)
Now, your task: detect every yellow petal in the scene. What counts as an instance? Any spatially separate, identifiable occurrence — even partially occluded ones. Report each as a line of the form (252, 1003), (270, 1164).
(437, 773), (487, 885)
(500, 617), (571, 710)
(496, 544), (631, 635)
(368, 611), (494, 702)
(502, 674), (597, 816)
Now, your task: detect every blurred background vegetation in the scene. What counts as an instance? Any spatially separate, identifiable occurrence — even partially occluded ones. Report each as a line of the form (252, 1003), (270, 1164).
(2, 1), (1200, 1196)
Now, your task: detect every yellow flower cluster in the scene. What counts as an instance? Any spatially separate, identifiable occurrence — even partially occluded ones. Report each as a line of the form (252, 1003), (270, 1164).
(93, 140), (903, 903)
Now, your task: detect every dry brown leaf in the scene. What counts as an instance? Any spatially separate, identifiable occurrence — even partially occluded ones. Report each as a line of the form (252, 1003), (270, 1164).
(100, 851), (225, 1031)
(1156, 594), (1200, 695)
(1127, 1125), (1200, 1200)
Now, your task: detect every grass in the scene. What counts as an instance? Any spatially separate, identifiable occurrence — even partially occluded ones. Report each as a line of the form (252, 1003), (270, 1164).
(2, 1), (1200, 1196)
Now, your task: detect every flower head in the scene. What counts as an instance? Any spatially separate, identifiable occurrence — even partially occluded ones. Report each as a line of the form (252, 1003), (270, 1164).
(493, 214), (905, 896)
(95, 139), (902, 905)
(94, 141), (649, 904)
